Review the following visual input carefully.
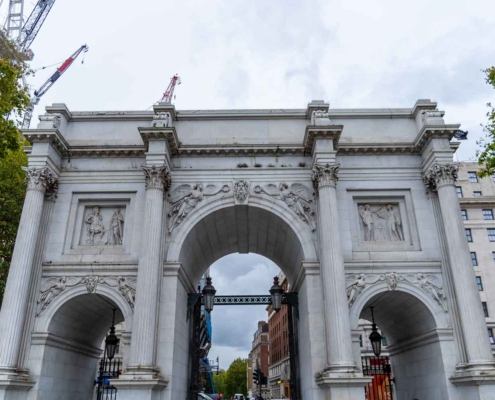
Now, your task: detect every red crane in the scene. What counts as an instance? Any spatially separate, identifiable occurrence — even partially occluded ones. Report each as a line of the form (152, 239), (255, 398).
(160, 74), (181, 103)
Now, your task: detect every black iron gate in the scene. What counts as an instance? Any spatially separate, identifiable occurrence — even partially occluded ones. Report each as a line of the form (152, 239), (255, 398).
(187, 293), (299, 400)
(96, 358), (120, 400)
(362, 356), (393, 400)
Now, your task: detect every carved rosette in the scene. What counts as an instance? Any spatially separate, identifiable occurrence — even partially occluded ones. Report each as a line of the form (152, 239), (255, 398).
(311, 163), (339, 190)
(423, 163), (458, 192)
(143, 165), (171, 191)
(22, 167), (58, 193)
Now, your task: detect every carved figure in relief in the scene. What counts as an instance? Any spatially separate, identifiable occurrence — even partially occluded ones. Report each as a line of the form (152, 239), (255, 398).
(118, 276), (137, 310)
(253, 183), (316, 231)
(234, 180), (249, 204)
(36, 277), (81, 315)
(85, 206), (105, 245)
(416, 273), (447, 312)
(107, 209), (124, 245)
(82, 276), (99, 293)
(152, 112), (171, 127)
(382, 272), (402, 290)
(358, 204), (375, 241)
(381, 205), (403, 241)
(345, 274), (381, 307)
(168, 183), (230, 231)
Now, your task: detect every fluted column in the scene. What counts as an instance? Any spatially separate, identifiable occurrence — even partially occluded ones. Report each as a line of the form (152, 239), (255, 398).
(127, 165), (171, 372)
(424, 164), (494, 368)
(0, 167), (57, 374)
(312, 164), (357, 372)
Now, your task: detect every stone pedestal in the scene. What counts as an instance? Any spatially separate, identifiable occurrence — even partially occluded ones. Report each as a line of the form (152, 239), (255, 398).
(111, 378), (168, 400)
(0, 167), (57, 388)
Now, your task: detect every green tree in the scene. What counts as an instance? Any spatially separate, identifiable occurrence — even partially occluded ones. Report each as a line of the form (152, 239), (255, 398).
(476, 67), (495, 177)
(0, 32), (30, 158)
(0, 146), (27, 306)
(212, 370), (226, 395)
(223, 358), (247, 398)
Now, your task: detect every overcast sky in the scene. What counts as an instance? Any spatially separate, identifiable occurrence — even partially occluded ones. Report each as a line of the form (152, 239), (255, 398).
(2, 0), (495, 368)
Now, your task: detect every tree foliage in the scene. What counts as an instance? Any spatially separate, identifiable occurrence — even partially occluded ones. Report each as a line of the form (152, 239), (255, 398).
(476, 67), (495, 177)
(0, 33), (30, 158)
(212, 370), (226, 395)
(223, 358), (247, 398)
(0, 146), (27, 306)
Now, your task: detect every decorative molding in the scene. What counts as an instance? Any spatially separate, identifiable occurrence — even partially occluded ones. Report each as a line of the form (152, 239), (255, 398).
(414, 125), (461, 152)
(311, 163), (339, 190)
(421, 109), (445, 125)
(143, 165), (172, 191)
(152, 112), (172, 128)
(423, 163), (459, 192)
(22, 166), (58, 193)
(39, 113), (62, 129)
(303, 126), (342, 153)
(36, 275), (137, 315)
(22, 129), (69, 155)
(167, 183), (230, 232)
(68, 146), (146, 158)
(177, 144), (306, 157)
(310, 110), (332, 125)
(252, 183), (316, 231)
(234, 179), (249, 204)
(346, 272), (447, 312)
(387, 328), (453, 356)
(31, 332), (102, 359)
(138, 126), (179, 155)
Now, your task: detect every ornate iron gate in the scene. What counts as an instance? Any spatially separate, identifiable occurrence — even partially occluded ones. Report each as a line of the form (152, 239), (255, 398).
(362, 356), (393, 400)
(187, 293), (299, 400)
(96, 358), (120, 400)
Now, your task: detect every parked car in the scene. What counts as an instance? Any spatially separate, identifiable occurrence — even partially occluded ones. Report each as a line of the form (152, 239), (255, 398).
(205, 394), (219, 400)
(198, 393), (213, 400)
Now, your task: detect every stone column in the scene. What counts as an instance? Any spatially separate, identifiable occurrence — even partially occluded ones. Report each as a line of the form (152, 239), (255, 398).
(126, 165), (171, 374)
(423, 164), (494, 368)
(311, 164), (356, 372)
(0, 167), (57, 376)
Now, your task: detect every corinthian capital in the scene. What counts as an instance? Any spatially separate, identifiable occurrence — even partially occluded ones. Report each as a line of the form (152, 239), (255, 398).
(423, 163), (459, 191)
(143, 165), (171, 191)
(311, 164), (339, 190)
(22, 167), (58, 193)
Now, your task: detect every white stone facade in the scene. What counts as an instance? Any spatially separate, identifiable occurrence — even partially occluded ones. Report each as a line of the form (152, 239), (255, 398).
(0, 100), (494, 400)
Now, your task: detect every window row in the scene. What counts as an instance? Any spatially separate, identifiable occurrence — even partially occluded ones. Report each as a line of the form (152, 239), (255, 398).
(465, 229), (495, 242)
(461, 209), (494, 220)
(456, 187), (483, 198)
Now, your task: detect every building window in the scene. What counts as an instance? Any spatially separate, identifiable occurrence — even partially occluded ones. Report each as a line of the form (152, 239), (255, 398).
(466, 229), (473, 242)
(359, 335), (363, 348)
(488, 229), (495, 242)
(489, 329), (495, 345)
(471, 252), (478, 266)
(483, 302), (489, 318)
(477, 277), (484, 291)
(468, 172), (479, 183)
(474, 191), (482, 197)
(381, 336), (388, 347)
(461, 209), (468, 220)
(456, 187), (463, 198)
(483, 209), (494, 220)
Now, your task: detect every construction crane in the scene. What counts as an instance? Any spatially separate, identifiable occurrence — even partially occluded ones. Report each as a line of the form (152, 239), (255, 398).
(22, 44), (88, 129)
(19, 0), (56, 51)
(4, 0), (25, 42)
(160, 74), (181, 104)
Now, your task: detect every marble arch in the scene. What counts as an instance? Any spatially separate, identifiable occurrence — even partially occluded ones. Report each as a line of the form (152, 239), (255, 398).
(1, 100), (495, 400)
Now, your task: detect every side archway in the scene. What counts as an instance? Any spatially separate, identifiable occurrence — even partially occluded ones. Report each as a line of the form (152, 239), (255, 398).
(28, 291), (128, 400)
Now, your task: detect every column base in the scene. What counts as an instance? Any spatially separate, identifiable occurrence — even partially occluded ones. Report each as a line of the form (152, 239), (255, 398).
(112, 370), (168, 400)
(451, 364), (495, 386)
(316, 368), (371, 399)
(0, 371), (35, 400)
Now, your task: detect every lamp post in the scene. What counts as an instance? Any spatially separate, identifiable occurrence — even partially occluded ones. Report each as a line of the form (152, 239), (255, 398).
(269, 276), (283, 312)
(97, 309), (120, 400)
(368, 306), (383, 357)
(202, 276), (216, 313)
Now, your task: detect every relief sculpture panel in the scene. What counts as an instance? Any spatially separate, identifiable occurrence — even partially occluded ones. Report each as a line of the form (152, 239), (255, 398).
(358, 203), (403, 242)
(82, 206), (125, 246)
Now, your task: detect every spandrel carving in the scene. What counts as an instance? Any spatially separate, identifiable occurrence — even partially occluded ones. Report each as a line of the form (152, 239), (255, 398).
(358, 203), (403, 242)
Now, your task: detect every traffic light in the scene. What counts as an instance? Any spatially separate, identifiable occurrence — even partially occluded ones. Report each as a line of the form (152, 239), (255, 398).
(253, 368), (260, 384)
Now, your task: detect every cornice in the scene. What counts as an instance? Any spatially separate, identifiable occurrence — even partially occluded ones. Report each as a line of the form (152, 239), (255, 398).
(138, 126), (180, 155)
(23, 128), (69, 155)
(68, 145), (146, 158)
(177, 144), (307, 157)
(413, 124), (461, 151)
(303, 125), (343, 152)
(337, 143), (416, 155)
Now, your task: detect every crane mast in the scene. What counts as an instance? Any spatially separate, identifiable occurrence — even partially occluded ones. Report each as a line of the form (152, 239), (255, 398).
(5, 0), (25, 42)
(22, 44), (89, 129)
(160, 74), (181, 103)
(19, 0), (56, 51)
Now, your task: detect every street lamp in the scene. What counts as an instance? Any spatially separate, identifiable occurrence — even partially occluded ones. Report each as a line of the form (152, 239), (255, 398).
(202, 276), (216, 313)
(270, 276), (283, 312)
(368, 306), (383, 357)
(105, 309), (119, 360)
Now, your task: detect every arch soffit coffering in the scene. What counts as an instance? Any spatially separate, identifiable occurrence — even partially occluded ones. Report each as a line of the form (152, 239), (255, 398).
(349, 281), (449, 331)
(35, 284), (133, 333)
(166, 195), (318, 284)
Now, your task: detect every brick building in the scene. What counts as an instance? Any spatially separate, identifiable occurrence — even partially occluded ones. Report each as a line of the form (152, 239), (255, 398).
(249, 321), (269, 397)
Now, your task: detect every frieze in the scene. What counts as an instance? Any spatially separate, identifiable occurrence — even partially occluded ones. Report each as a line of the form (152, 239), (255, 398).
(167, 183), (230, 232)
(345, 272), (447, 312)
(36, 276), (137, 315)
(253, 183), (316, 231)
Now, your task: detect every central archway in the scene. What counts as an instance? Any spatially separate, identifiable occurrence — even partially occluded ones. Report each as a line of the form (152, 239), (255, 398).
(163, 198), (325, 400)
